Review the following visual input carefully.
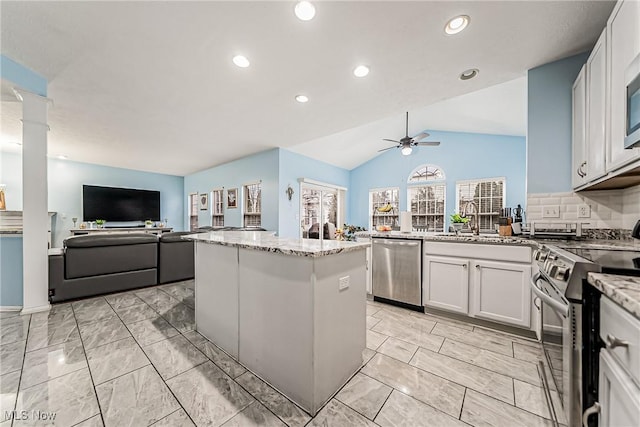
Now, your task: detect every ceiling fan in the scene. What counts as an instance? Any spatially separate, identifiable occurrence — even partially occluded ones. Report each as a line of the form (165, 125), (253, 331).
(379, 112), (440, 156)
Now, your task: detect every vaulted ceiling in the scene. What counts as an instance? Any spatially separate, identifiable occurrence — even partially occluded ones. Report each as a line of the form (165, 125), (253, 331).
(0, 1), (615, 175)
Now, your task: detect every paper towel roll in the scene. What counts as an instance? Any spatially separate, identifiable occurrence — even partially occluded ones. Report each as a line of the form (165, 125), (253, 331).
(400, 211), (412, 233)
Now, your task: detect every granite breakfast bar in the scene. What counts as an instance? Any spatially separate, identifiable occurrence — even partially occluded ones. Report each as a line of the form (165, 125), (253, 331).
(186, 230), (370, 415)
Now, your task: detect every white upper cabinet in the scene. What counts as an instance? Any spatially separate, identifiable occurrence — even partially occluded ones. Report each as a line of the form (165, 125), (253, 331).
(607, 0), (640, 172)
(573, 66), (588, 188)
(586, 29), (608, 182)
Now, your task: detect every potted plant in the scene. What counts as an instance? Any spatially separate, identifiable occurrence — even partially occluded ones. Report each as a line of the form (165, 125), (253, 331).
(145, 219), (154, 228)
(450, 213), (469, 234)
(95, 219), (106, 229)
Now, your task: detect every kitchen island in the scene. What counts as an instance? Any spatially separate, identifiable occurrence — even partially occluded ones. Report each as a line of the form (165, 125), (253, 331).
(186, 230), (369, 415)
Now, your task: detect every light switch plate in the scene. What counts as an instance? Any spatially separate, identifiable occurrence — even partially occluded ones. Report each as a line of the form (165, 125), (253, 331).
(543, 205), (560, 218)
(339, 276), (350, 291)
(578, 204), (591, 218)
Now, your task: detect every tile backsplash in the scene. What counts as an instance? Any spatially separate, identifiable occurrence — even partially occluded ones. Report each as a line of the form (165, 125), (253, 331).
(527, 184), (640, 230)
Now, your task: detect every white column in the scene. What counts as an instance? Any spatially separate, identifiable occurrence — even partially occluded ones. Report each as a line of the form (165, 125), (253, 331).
(15, 89), (52, 314)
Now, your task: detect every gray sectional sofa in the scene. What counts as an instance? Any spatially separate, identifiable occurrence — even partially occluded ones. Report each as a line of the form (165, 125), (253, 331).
(49, 232), (195, 303)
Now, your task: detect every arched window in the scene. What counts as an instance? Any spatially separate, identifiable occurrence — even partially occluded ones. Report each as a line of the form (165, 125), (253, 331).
(407, 165), (446, 232)
(408, 164), (445, 183)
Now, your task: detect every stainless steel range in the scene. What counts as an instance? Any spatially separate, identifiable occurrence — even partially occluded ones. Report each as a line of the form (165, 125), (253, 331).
(531, 245), (600, 427)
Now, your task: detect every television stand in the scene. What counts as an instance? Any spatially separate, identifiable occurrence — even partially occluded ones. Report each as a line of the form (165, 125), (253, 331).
(71, 227), (173, 236)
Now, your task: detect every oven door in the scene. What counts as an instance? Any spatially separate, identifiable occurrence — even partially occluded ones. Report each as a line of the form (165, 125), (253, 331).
(531, 272), (571, 426)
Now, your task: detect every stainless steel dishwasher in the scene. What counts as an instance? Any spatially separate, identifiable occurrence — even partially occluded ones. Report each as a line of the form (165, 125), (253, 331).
(372, 238), (422, 310)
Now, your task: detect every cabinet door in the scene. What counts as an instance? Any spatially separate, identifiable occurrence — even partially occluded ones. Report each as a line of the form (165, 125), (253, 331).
(470, 260), (532, 328)
(598, 350), (640, 427)
(423, 255), (469, 314)
(607, 0), (640, 172)
(573, 66), (588, 189)
(587, 29), (608, 182)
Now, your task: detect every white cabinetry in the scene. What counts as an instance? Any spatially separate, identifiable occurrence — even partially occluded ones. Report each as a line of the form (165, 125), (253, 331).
(595, 297), (640, 427)
(424, 256), (469, 314)
(586, 29), (608, 182)
(573, 66), (588, 188)
(471, 260), (531, 328)
(423, 242), (532, 329)
(607, 0), (640, 172)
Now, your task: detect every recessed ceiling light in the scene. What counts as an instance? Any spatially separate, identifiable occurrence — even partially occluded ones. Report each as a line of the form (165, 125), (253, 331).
(295, 95), (309, 103)
(353, 65), (370, 77)
(232, 55), (250, 68)
(294, 1), (316, 21)
(57, 155), (68, 160)
(445, 15), (470, 35)
(459, 68), (479, 80)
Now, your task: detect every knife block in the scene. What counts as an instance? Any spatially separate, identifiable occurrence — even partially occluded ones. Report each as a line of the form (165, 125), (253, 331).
(498, 217), (512, 236)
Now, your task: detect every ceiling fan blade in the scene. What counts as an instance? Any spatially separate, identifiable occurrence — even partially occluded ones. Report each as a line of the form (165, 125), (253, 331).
(412, 132), (430, 141)
(382, 138), (400, 143)
(378, 146), (397, 152)
(415, 141), (441, 146)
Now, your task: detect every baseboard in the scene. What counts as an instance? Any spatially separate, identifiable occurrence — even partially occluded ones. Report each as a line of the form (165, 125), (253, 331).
(21, 303), (51, 315)
(0, 306), (23, 312)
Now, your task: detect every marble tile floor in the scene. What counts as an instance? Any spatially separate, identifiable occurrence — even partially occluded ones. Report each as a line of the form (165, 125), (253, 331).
(0, 282), (558, 427)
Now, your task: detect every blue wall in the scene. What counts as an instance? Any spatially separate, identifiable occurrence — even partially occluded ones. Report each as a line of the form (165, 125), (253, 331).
(278, 149), (350, 238)
(0, 236), (23, 307)
(184, 149), (280, 231)
(527, 51), (589, 193)
(1, 152), (185, 248)
(349, 130), (527, 231)
(1, 54), (47, 96)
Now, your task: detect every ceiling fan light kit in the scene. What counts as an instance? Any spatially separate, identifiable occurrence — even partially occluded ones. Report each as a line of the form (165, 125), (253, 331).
(379, 112), (441, 156)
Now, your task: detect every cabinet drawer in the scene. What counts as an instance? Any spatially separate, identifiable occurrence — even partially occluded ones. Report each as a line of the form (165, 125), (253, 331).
(424, 242), (531, 263)
(600, 297), (640, 386)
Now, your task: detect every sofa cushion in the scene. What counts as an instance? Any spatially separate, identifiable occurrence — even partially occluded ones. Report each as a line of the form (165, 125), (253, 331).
(65, 235), (158, 279)
(160, 231), (193, 243)
(64, 233), (158, 248)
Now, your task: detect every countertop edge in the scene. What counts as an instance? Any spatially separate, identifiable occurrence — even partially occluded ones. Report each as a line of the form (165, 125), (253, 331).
(588, 272), (640, 321)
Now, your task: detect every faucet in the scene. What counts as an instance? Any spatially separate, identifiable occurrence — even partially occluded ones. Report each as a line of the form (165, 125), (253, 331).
(462, 201), (480, 236)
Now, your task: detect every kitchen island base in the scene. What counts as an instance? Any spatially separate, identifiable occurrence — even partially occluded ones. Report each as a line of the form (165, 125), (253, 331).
(194, 239), (367, 415)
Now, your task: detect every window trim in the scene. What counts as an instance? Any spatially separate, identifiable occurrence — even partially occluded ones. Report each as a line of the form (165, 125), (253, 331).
(298, 178), (346, 240)
(188, 192), (198, 231)
(407, 164), (446, 183)
(242, 181), (262, 227)
(455, 177), (506, 232)
(368, 187), (400, 231)
(211, 188), (224, 226)
(407, 183), (447, 233)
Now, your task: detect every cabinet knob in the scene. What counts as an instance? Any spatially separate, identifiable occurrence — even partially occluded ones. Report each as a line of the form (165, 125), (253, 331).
(475, 264), (480, 269)
(462, 264), (467, 268)
(605, 334), (629, 349)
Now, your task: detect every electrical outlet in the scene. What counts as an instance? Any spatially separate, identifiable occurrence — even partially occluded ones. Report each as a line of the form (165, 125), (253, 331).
(339, 276), (350, 291)
(578, 204), (591, 218)
(543, 205), (560, 218)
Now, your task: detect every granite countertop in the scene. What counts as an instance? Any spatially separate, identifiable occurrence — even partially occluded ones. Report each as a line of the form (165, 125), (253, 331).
(553, 239), (640, 251)
(184, 230), (370, 258)
(0, 229), (23, 235)
(588, 272), (640, 320)
(357, 231), (538, 246)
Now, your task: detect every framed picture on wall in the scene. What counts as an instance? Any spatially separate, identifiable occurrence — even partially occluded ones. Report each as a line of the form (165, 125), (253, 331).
(199, 193), (208, 211)
(227, 188), (238, 209)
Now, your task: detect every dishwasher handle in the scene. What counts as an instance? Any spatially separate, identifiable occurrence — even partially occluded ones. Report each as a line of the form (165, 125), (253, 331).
(373, 239), (420, 247)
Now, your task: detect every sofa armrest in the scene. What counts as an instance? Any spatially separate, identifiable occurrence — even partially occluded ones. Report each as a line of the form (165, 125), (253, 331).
(48, 253), (64, 299)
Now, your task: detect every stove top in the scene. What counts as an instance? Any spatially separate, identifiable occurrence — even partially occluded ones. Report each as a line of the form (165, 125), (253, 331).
(562, 248), (640, 276)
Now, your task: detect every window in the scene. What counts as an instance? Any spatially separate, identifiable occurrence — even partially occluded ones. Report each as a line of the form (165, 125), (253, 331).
(189, 193), (198, 231)
(456, 178), (505, 231)
(299, 178), (346, 240)
(409, 185), (446, 232)
(408, 164), (446, 232)
(408, 164), (445, 183)
(369, 188), (399, 230)
(243, 182), (261, 227)
(211, 189), (224, 226)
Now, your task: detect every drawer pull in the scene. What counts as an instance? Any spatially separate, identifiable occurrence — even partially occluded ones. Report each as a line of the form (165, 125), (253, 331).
(605, 334), (629, 349)
(582, 402), (600, 427)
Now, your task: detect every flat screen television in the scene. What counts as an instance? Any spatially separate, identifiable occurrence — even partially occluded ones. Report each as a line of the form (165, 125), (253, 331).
(82, 185), (160, 222)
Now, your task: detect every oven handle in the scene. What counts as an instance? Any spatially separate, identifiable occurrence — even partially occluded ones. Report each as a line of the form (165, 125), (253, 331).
(529, 272), (569, 317)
